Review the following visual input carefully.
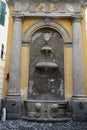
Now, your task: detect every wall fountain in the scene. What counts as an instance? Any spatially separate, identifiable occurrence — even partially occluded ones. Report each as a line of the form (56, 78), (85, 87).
(24, 28), (68, 119)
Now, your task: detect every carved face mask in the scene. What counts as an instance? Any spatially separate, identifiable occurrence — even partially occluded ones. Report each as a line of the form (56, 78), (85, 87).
(44, 33), (51, 42)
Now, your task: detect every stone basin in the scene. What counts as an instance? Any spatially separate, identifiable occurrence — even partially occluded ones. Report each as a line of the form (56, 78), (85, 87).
(24, 100), (68, 119)
(41, 46), (52, 52)
(35, 62), (58, 69)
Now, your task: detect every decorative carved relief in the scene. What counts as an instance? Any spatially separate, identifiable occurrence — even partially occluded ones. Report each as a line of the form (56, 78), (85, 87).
(28, 28), (64, 100)
(20, 1), (81, 14)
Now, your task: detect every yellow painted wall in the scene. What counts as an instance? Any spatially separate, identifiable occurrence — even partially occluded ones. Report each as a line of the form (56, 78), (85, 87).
(81, 7), (87, 95)
(20, 46), (29, 99)
(3, 6), (87, 100)
(2, 7), (14, 97)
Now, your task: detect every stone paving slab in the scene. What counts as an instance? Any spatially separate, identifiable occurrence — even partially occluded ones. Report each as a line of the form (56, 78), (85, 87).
(0, 119), (87, 130)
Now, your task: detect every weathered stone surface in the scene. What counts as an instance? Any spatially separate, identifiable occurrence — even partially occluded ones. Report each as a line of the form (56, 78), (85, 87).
(6, 0), (87, 18)
(72, 17), (85, 97)
(24, 100), (68, 118)
(6, 16), (22, 99)
(28, 28), (64, 101)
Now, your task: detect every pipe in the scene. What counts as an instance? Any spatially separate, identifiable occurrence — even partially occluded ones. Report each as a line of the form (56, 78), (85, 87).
(1, 108), (6, 121)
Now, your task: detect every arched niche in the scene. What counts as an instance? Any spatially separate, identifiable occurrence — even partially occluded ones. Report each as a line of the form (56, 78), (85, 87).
(23, 20), (71, 44)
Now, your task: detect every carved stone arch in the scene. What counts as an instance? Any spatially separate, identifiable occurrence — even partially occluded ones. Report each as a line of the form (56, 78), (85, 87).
(23, 20), (71, 44)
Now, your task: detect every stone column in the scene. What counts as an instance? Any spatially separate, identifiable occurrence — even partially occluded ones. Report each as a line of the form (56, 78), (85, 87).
(72, 16), (85, 98)
(71, 16), (87, 121)
(6, 15), (22, 99)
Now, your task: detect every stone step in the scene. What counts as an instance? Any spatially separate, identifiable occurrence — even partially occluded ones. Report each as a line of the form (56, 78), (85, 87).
(22, 116), (71, 123)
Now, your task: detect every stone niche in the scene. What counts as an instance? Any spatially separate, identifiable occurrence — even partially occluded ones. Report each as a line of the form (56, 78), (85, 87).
(24, 28), (68, 119)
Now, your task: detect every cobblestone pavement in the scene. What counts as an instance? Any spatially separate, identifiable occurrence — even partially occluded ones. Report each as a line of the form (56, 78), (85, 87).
(0, 119), (87, 130)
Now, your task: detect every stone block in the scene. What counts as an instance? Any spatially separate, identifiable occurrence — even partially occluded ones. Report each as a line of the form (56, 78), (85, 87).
(72, 99), (87, 121)
(1, 99), (22, 119)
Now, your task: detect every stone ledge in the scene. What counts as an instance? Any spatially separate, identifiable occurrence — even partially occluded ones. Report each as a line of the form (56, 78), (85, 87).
(22, 116), (71, 123)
